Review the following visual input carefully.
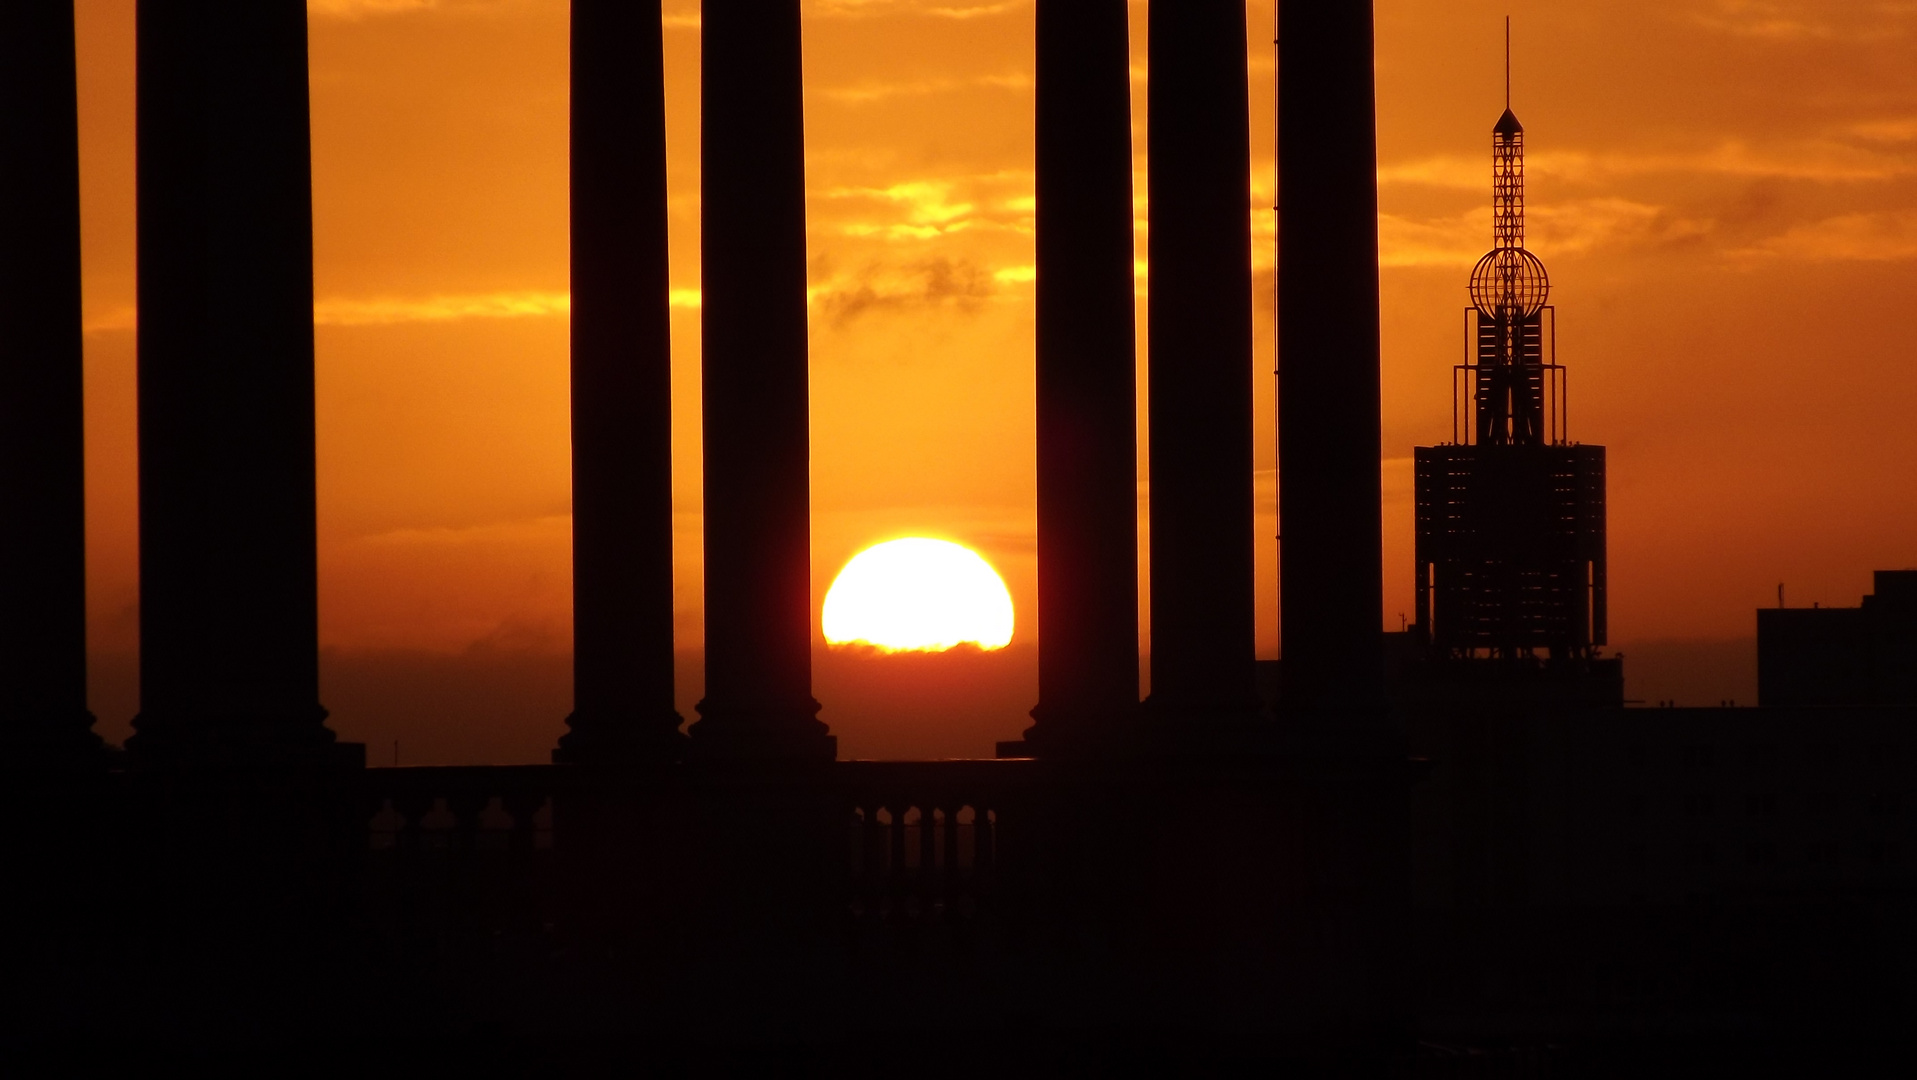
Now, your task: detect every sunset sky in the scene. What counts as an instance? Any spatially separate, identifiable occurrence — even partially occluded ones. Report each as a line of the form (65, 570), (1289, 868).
(71, 1), (1917, 760)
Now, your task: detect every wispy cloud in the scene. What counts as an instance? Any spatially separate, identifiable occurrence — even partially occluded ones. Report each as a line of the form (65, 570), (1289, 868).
(809, 257), (999, 326)
(1736, 210), (1917, 261)
(355, 512), (571, 549)
(1685, 0), (1917, 42)
(1379, 198), (1704, 267)
(818, 174), (1037, 241)
(1382, 140), (1917, 191)
(308, 0), (442, 19)
(816, 71), (1030, 105)
(88, 290), (700, 334)
(1850, 117), (1917, 144)
(806, 0), (1027, 20)
(825, 179), (980, 240)
(1378, 211), (1484, 269)
(84, 306), (138, 335)
(315, 291), (571, 326)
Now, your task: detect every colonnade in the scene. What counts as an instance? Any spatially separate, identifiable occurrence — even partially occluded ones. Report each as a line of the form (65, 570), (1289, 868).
(0, 0), (1383, 767)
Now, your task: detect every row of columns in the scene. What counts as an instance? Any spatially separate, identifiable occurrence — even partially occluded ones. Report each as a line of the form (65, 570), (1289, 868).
(0, 1), (1383, 768)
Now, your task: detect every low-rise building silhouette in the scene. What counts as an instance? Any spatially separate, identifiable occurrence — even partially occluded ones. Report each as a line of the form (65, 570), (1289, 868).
(1760, 570), (1917, 707)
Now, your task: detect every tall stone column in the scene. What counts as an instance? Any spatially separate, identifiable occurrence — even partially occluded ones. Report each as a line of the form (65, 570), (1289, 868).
(1277, 1), (1387, 715)
(1018, 0), (1141, 756)
(1145, 1), (1264, 741)
(127, 2), (339, 764)
(556, 0), (685, 764)
(688, 0), (833, 761)
(0, 1), (100, 763)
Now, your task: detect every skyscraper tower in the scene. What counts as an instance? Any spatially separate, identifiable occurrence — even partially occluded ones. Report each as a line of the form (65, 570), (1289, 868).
(1411, 92), (1607, 663)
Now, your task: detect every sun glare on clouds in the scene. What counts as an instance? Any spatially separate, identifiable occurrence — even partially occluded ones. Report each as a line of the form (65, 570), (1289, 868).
(823, 539), (1015, 652)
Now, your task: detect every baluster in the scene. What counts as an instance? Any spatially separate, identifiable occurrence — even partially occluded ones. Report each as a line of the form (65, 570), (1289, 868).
(418, 797), (458, 853)
(531, 797), (556, 850)
(942, 803), (961, 909)
(504, 791), (545, 858)
(394, 793), (432, 857)
(956, 805), (976, 870)
(862, 804), (885, 918)
(887, 803), (908, 917)
(917, 804), (937, 911)
(475, 796), (514, 853)
(976, 805), (996, 873)
(449, 792), (486, 855)
(365, 797), (402, 851)
(388, 792), (436, 953)
(845, 806), (865, 917)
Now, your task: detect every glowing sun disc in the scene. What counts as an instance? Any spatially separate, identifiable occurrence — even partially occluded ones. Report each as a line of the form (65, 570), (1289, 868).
(823, 538), (1014, 652)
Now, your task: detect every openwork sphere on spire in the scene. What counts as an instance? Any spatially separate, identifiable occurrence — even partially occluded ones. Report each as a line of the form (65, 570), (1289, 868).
(1469, 246), (1549, 321)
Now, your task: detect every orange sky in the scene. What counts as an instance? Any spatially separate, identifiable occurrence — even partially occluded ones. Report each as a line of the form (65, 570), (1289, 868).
(71, 1), (1917, 759)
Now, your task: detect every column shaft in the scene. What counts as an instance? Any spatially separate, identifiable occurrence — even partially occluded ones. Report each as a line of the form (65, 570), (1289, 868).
(558, 0), (685, 764)
(129, 1), (335, 762)
(0, 0), (98, 760)
(690, 0), (832, 760)
(1277, 1), (1386, 713)
(1026, 0), (1141, 753)
(1146, 1), (1262, 731)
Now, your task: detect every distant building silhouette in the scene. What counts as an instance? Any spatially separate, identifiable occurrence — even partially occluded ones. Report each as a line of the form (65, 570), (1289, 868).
(1760, 570), (1917, 707)
(1414, 102), (1606, 661)
(1403, 92), (1620, 709)
(1392, 72), (1912, 1040)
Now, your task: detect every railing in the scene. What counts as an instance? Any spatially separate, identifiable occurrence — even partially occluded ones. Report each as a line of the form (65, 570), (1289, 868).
(355, 760), (1029, 956)
(359, 765), (568, 953)
(836, 761), (1013, 937)
(365, 765), (559, 855)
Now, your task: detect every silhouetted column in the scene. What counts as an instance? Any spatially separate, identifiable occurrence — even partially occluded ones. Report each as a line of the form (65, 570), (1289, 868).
(127, 2), (339, 764)
(1277, 1), (1387, 714)
(688, 0), (833, 761)
(1145, 1), (1264, 740)
(1019, 0), (1141, 755)
(556, 1), (685, 765)
(0, 1), (100, 763)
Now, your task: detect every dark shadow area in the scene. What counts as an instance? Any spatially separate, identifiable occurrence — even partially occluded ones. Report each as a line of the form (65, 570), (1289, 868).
(1616, 637), (1758, 707)
(321, 645), (573, 766)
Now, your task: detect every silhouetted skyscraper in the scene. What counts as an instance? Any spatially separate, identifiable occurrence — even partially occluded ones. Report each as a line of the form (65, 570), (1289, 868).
(1413, 101), (1607, 661)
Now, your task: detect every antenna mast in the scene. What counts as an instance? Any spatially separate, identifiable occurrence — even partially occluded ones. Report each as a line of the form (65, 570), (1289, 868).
(1466, 18), (1554, 447)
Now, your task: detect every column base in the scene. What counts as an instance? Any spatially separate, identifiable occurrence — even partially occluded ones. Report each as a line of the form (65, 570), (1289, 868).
(126, 706), (358, 770)
(1006, 701), (1147, 759)
(687, 700), (835, 762)
(0, 708), (109, 769)
(553, 710), (687, 765)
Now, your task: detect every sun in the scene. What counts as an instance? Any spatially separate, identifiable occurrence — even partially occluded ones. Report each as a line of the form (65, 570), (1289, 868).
(822, 538), (1015, 652)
